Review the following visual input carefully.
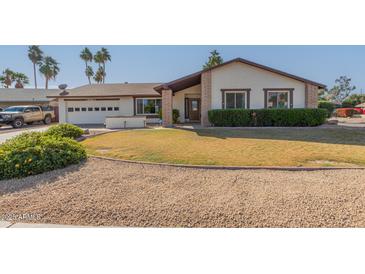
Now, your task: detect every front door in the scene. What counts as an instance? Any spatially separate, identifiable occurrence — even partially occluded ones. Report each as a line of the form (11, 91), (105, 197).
(188, 98), (200, 121)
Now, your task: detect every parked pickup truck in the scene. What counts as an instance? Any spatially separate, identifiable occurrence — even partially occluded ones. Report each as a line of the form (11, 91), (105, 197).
(0, 105), (55, 128)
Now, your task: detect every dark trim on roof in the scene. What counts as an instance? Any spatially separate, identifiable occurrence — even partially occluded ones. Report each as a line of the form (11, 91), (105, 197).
(154, 57), (326, 93)
(47, 94), (161, 99)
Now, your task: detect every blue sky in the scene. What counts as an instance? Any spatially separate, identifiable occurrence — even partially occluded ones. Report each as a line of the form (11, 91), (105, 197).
(0, 46), (364, 92)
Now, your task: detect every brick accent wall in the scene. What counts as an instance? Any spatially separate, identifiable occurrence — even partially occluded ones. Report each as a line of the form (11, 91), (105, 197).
(162, 88), (173, 127)
(201, 70), (212, 126)
(305, 83), (318, 108)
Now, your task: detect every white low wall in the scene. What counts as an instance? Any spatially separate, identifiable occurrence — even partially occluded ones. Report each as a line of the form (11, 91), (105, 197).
(105, 116), (146, 129)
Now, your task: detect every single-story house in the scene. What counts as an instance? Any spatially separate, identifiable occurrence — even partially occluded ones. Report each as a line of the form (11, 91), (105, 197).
(0, 88), (60, 121)
(49, 57), (325, 126)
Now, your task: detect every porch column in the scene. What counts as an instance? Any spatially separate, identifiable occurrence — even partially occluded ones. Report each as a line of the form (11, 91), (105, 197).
(201, 70), (212, 127)
(305, 83), (318, 108)
(162, 88), (173, 127)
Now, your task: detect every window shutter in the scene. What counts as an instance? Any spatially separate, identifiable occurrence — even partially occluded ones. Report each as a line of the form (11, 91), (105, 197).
(246, 90), (250, 109)
(184, 98), (189, 119)
(264, 90), (268, 109)
(221, 91), (225, 109)
(289, 90), (293, 108)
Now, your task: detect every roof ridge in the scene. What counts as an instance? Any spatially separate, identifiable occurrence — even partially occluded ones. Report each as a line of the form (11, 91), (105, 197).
(155, 57), (326, 92)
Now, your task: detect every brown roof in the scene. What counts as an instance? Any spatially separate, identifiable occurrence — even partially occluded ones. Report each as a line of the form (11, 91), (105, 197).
(47, 83), (161, 98)
(0, 88), (59, 102)
(154, 57), (326, 93)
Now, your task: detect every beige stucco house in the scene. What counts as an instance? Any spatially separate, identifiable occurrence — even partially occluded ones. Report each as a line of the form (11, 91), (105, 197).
(49, 58), (325, 126)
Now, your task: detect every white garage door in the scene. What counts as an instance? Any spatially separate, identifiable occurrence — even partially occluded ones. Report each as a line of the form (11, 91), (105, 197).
(65, 100), (121, 124)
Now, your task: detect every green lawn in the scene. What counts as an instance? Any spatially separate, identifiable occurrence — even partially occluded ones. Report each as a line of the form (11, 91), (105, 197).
(82, 127), (365, 167)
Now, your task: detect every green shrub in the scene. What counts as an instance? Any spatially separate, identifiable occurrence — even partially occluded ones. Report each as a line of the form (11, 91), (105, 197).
(341, 100), (355, 108)
(0, 132), (86, 180)
(208, 108), (327, 127)
(318, 101), (335, 117)
(208, 109), (251, 126)
(45, 123), (84, 139)
(158, 109), (180, 123)
(172, 109), (180, 123)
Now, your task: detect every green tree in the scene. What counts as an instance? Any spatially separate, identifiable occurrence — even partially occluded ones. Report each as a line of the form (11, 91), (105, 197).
(27, 45), (43, 89)
(94, 47), (111, 83)
(93, 51), (103, 69)
(327, 76), (356, 103)
(14, 72), (30, 88)
(203, 50), (224, 69)
(39, 56), (60, 89)
(80, 47), (93, 84)
(85, 66), (94, 83)
(0, 68), (15, 88)
(93, 67), (105, 84)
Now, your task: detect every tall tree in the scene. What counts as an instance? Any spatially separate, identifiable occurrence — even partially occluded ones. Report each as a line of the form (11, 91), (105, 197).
(94, 48), (111, 83)
(94, 51), (103, 69)
(93, 67), (105, 84)
(327, 76), (356, 103)
(14, 72), (30, 88)
(39, 56), (60, 89)
(80, 47), (93, 84)
(203, 50), (224, 69)
(27, 45), (43, 89)
(0, 68), (15, 88)
(85, 66), (94, 83)
(100, 47), (111, 83)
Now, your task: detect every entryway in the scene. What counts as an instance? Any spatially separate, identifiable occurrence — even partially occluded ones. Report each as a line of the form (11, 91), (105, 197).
(186, 98), (201, 122)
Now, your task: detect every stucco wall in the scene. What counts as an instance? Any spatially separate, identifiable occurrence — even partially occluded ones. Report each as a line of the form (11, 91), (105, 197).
(120, 97), (134, 115)
(58, 99), (66, 123)
(172, 84), (201, 122)
(211, 62), (306, 109)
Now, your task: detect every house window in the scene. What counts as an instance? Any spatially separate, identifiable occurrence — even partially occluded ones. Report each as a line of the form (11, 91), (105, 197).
(136, 98), (162, 115)
(81, 107), (87, 112)
(68, 107), (74, 112)
(114, 107), (119, 111)
(101, 107), (106, 111)
(88, 107), (93, 111)
(107, 107), (113, 111)
(94, 107), (100, 111)
(225, 92), (246, 109)
(75, 108), (80, 112)
(267, 91), (289, 109)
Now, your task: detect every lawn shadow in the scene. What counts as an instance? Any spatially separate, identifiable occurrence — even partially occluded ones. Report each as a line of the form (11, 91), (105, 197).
(184, 127), (365, 146)
(0, 161), (86, 196)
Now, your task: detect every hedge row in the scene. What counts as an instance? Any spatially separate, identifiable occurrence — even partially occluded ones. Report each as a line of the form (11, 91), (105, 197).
(318, 101), (336, 118)
(0, 124), (86, 180)
(208, 108), (327, 127)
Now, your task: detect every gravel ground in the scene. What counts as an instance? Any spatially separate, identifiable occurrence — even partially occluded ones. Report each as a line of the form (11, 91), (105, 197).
(1, 157), (365, 227)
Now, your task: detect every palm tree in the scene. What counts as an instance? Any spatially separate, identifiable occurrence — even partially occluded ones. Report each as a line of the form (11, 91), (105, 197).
(100, 47), (111, 83)
(94, 51), (103, 69)
(93, 67), (105, 84)
(85, 66), (94, 83)
(0, 68), (15, 88)
(28, 45), (43, 89)
(94, 48), (111, 83)
(39, 56), (60, 89)
(80, 47), (93, 84)
(14, 72), (30, 88)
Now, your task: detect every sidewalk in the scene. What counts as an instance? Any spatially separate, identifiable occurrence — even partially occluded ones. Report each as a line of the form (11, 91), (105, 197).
(0, 221), (82, 228)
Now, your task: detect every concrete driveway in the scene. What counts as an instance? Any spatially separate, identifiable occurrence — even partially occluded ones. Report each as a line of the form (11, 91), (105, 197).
(0, 124), (51, 144)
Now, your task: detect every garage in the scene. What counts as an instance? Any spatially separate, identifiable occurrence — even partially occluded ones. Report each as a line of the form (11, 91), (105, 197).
(48, 83), (162, 124)
(64, 99), (122, 124)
